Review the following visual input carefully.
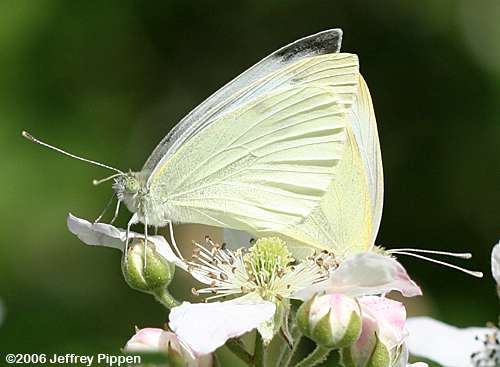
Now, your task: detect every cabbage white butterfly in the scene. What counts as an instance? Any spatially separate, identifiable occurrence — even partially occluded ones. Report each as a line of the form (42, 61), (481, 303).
(23, 29), (483, 277)
(23, 29), (361, 250)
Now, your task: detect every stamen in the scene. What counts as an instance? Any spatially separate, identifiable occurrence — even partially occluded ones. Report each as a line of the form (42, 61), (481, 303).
(470, 322), (499, 367)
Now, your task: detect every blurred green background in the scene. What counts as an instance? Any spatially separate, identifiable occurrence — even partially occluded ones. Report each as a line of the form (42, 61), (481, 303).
(1, 0), (499, 365)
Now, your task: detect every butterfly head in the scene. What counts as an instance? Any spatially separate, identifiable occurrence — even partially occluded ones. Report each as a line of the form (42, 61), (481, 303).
(113, 171), (147, 199)
(112, 171), (149, 211)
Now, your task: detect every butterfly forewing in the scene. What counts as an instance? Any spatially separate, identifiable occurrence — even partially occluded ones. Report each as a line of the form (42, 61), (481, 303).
(148, 84), (352, 233)
(143, 29), (346, 175)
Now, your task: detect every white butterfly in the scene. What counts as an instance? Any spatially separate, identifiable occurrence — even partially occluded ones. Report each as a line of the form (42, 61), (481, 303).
(24, 29), (367, 252)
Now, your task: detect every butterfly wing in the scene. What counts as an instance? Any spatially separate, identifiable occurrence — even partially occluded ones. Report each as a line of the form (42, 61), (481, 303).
(149, 82), (354, 233)
(143, 29), (347, 175)
(351, 75), (384, 246)
(277, 75), (383, 257)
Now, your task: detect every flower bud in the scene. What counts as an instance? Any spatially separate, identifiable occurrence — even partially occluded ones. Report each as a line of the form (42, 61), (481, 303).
(341, 296), (407, 367)
(122, 239), (175, 292)
(297, 294), (362, 348)
(124, 328), (213, 367)
(122, 239), (179, 309)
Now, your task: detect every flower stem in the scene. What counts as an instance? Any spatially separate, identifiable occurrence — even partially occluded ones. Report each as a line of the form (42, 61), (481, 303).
(153, 288), (179, 309)
(254, 333), (266, 367)
(226, 339), (253, 366)
(279, 325), (302, 366)
(294, 346), (331, 367)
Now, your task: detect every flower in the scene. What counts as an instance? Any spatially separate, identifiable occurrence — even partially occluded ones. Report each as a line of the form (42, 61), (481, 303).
(297, 293), (362, 348)
(169, 238), (421, 356)
(492, 241), (500, 295)
(172, 237), (330, 352)
(68, 216), (423, 358)
(341, 296), (409, 367)
(406, 317), (498, 367)
(124, 328), (213, 367)
(188, 237), (330, 302)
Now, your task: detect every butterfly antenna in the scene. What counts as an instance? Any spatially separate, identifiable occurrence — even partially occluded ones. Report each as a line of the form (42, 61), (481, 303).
(388, 248), (483, 278)
(92, 173), (123, 186)
(22, 131), (123, 174)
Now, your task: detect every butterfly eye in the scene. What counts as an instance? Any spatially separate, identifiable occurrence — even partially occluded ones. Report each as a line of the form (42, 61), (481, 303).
(124, 176), (140, 193)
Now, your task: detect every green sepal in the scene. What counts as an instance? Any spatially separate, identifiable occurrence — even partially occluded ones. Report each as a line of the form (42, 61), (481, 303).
(340, 334), (391, 367)
(311, 310), (334, 347)
(336, 311), (362, 348)
(296, 295), (316, 337)
(365, 336), (390, 367)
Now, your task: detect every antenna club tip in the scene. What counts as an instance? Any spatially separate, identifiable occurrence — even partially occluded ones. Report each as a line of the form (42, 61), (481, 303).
(473, 271), (483, 278)
(22, 130), (34, 140)
(92, 179), (99, 186)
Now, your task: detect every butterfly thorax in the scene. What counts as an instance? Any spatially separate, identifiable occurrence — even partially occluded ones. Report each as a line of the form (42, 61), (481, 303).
(113, 171), (169, 227)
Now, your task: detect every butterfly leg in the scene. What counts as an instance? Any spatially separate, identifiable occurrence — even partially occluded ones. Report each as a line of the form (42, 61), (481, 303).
(110, 200), (121, 225)
(167, 220), (184, 261)
(125, 213), (139, 265)
(144, 216), (149, 270)
(94, 193), (115, 223)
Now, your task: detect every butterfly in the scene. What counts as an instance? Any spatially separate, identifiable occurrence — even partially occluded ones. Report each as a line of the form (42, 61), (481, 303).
(26, 29), (483, 277)
(24, 29), (369, 250)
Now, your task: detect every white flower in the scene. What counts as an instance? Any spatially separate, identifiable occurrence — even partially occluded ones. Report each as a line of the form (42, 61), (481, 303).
(68, 216), (422, 358)
(188, 237), (330, 302)
(124, 328), (212, 367)
(492, 241), (500, 287)
(170, 238), (421, 356)
(406, 317), (498, 367)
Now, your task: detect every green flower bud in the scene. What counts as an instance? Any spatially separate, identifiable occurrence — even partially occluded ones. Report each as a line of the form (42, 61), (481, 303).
(122, 239), (178, 309)
(297, 294), (362, 349)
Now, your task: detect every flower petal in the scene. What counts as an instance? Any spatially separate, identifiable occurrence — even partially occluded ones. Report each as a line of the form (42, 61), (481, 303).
(67, 213), (125, 250)
(359, 296), (407, 349)
(294, 253), (421, 300)
(124, 328), (175, 352)
(67, 214), (186, 269)
(492, 241), (500, 286)
(406, 317), (492, 367)
(169, 299), (276, 356)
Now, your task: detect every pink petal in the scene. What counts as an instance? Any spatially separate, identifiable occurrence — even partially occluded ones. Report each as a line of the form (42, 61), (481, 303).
(359, 296), (407, 347)
(294, 253), (421, 300)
